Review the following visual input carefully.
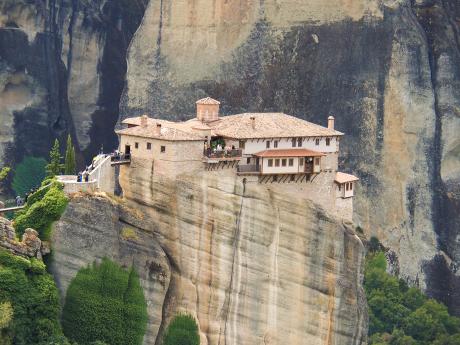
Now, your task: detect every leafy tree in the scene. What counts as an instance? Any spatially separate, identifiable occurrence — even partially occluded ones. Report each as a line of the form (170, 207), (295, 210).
(11, 157), (47, 197)
(46, 139), (64, 178)
(0, 168), (10, 182)
(163, 314), (200, 345)
(64, 135), (76, 175)
(62, 258), (147, 345)
(0, 249), (63, 345)
(365, 251), (460, 345)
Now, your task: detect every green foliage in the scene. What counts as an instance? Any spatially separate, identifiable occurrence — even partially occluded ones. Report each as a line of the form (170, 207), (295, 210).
(14, 182), (68, 239)
(62, 258), (148, 345)
(64, 135), (76, 175)
(368, 236), (383, 253)
(0, 249), (62, 345)
(11, 157), (47, 197)
(365, 251), (460, 345)
(0, 168), (10, 182)
(163, 314), (200, 345)
(46, 139), (64, 178)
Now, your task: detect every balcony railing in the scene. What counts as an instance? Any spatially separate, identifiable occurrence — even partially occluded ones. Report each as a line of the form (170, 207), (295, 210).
(237, 164), (261, 173)
(204, 149), (242, 159)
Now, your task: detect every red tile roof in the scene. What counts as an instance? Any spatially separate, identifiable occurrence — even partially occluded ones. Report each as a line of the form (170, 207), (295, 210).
(196, 97), (220, 105)
(253, 149), (326, 157)
(335, 172), (359, 184)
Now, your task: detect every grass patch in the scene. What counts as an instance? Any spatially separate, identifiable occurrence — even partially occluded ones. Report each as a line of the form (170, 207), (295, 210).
(121, 227), (139, 241)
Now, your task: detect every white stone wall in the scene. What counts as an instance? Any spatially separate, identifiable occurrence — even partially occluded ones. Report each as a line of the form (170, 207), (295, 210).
(242, 136), (339, 155)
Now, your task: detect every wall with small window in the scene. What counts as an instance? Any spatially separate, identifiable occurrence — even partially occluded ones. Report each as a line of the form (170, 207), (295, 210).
(336, 181), (355, 198)
(243, 136), (338, 155)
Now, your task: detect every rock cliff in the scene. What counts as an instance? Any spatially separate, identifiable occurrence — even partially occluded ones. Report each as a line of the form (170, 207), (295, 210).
(0, 0), (147, 165)
(118, 0), (460, 315)
(51, 172), (367, 345)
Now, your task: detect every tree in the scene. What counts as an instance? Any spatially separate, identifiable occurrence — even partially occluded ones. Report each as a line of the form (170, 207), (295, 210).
(62, 258), (147, 345)
(46, 139), (64, 177)
(163, 314), (200, 345)
(64, 135), (76, 175)
(11, 157), (47, 197)
(0, 168), (10, 182)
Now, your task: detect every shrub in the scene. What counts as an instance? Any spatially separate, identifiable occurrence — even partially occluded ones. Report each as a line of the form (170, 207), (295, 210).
(0, 249), (62, 345)
(12, 156), (47, 197)
(365, 251), (460, 345)
(163, 314), (200, 345)
(14, 182), (68, 239)
(62, 258), (147, 345)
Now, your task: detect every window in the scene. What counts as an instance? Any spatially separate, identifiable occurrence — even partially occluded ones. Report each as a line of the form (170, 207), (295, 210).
(147, 142), (152, 150)
(239, 140), (245, 149)
(297, 138), (302, 147)
(282, 159), (287, 167)
(326, 138), (331, 146)
(268, 159), (273, 167)
(338, 185), (341, 191)
(315, 138), (320, 146)
(299, 158), (304, 166)
(315, 157), (320, 165)
(292, 138), (296, 147)
(266, 141), (271, 149)
(346, 183), (349, 191)
(161, 146), (166, 153)
(247, 158), (251, 164)
(275, 159), (280, 167)
(288, 158), (294, 166)
(135, 142), (139, 149)
(274, 140), (278, 148)
(350, 183), (353, 191)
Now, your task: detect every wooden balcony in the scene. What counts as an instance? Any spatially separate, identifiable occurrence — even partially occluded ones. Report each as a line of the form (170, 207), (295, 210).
(111, 153), (131, 166)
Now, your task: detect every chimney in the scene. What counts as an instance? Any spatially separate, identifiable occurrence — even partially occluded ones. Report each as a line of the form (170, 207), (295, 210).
(250, 116), (256, 129)
(155, 123), (162, 136)
(141, 115), (148, 128)
(328, 115), (335, 130)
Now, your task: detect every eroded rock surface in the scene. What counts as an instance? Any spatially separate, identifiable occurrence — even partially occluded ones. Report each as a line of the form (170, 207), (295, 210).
(49, 193), (171, 345)
(116, 163), (367, 345)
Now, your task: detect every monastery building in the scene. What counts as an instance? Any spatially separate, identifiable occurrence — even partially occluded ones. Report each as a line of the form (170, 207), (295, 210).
(115, 97), (359, 219)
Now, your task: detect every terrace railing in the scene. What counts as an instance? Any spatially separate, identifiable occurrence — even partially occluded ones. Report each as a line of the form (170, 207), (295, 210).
(237, 164), (261, 173)
(204, 149), (242, 159)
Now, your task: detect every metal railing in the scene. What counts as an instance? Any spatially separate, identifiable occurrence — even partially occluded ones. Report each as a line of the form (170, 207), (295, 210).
(237, 164), (260, 173)
(204, 149), (242, 159)
(110, 153), (131, 162)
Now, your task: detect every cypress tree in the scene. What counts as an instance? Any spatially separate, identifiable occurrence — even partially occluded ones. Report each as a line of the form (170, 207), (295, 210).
(64, 135), (76, 175)
(46, 139), (64, 177)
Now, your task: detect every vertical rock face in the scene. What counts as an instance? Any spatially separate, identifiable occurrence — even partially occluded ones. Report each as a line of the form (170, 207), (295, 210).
(120, 0), (460, 314)
(50, 194), (171, 345)
(115, 163), (367, 345)
(0, 0), (147, 165)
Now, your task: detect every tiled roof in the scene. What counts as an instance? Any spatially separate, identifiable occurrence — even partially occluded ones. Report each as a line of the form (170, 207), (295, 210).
(254, 149), (326, 157)
(335, 172), (359, 184)
(196, 97), (220, 105)
(208, 113), (343, 139)
(115, 123), (204, 141)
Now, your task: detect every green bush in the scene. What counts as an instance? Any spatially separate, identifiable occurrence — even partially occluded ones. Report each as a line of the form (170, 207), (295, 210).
(14, 182), (68, 239)
(62, 258), (147, 345)
(0, 249), (62, 345)
(365, 251), (460, 345)
(11, 156), (47, 197)
(163, 314), (200, 345)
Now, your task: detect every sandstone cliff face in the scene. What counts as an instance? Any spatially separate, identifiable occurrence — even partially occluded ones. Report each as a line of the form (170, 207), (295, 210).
(0, 0), (147, 164)
(119, 163), (367, 345)
(119, 0), (460, 314)
(51, 171), (367, 345)
(50, 193), (171, 345)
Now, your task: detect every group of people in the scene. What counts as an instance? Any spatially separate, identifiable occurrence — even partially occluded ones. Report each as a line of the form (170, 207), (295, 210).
(204, 141), (237, 157)
(15, 187), (39, 207)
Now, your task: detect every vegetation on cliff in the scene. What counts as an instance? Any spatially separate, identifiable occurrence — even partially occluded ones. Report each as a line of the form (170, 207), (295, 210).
(0, 249), (63, 345)
(14, 181), (68, 239)
(163, 314), (200, 345)
(62, 258), (147, 345)
(365, 251), (460, 344)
